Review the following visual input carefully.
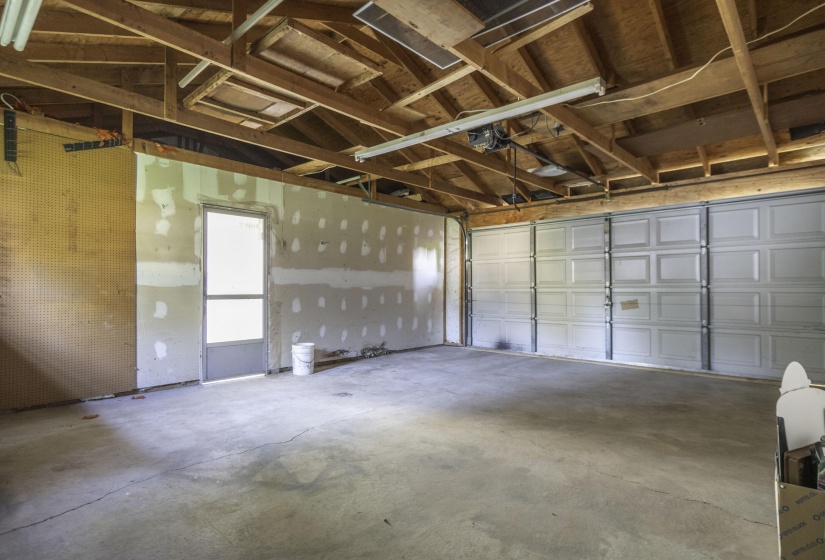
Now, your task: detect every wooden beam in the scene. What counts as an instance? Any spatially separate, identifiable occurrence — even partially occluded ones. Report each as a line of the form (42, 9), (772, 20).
(63, 0), (555, 193)
(121, 68), (134, 144)
(231, 0), (248, 71)
(450, 39), (658, 182)
(572, 135), (605, 176)
(164, 46), (178, 120)
(494, 2), (594, 56)
(133, 0), (358, 24)
(716, 0), (779, 166)
(313, 108), (369, 149)
(0, 53), (500, 206)
(322, 23), (402, 67)
(466, 161), (825, 228)
(575, 28), (825, 127)
(385, 65), (475, 111)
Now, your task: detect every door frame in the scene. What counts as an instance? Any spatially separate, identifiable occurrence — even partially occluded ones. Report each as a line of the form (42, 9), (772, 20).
(201, 204), (269, 382)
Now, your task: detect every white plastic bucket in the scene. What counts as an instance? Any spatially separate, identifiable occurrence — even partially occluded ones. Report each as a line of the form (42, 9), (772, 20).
(292, 343), (315, 376)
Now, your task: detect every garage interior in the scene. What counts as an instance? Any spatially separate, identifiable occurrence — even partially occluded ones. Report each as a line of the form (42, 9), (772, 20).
(0, 0), (824, 558)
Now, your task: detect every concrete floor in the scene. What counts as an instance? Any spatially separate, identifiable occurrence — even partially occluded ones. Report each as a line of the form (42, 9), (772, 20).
(0, 347), (779, 559)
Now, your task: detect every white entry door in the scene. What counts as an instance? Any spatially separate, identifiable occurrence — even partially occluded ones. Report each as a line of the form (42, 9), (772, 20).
(203, 208), (267, 381)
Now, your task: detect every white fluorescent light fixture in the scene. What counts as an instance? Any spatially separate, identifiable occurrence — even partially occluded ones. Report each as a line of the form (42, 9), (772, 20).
(355, 76), (604, 162)
(179, 0), (286, 88)
(0, 0), (43, 51)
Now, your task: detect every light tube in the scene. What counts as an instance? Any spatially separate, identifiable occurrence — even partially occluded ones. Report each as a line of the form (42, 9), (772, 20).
(0, 0), (24, 47)
(179, 0), (286, 88)
(12, 0), (42, 51)
(355, 77), (604, 162)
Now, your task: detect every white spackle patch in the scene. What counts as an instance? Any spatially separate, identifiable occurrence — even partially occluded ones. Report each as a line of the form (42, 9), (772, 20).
(154, 341), (167, 360)
(291, 185), (301, 193)
(412, 316), (419, 330)
(137, 262), (200, 287)
(397, 226), (404, 236)
(427, 318), (433, 333)
(153, 301), (167, 319)
(292, 331), (302, 343)
(361, 295), (368, 309)
(379, 247), (387, 264)
(291, 238), (301, 252)
(320, 325), (326, 338)
(318, 296), (326, 308)
(397, 243), (403, 255)
(380, 324), (386, 337)
(340, 219), (348, 231)
(427, 229), (434, 238)
(318, 241), (327, 253)
(151, 187), (176, 218)
(292, 297), (301, 313)
(341, 329), (348, 342)
(318, 217), (326, 229)
(361, 326), (367, 337)
(341, 298), (347, 311)
(340, 240), (347, 253)
(397, 292), (403, 304)
(155, 219), (171, 236)
(292, 211), (301, 225)
(232, 189), (246, 201)
(362, 220), (369, 234)
(414, 225), (420, 235)
(379, 225), (387, 240)
(233, 172), (246, 185)
(361, 241), (371, 256)
(342, 195), (349, 202)
(379, 293), (385, 305)
(427, 292), (433, 303)
(397, 317), (403, 329)
(318, 191), (327, 199)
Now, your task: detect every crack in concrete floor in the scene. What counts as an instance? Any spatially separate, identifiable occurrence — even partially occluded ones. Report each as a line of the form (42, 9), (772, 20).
(0, 408), (375, 537)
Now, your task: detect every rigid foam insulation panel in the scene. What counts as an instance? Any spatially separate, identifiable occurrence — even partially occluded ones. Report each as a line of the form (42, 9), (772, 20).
(0, 126), (136, 410)
(445, 218), (462, 344)
(135, 154), (444, 387)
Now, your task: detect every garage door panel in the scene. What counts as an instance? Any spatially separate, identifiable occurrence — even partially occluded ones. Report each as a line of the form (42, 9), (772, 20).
(472, 232), (502, 260)
(613, 292), (651, 321)
(572, 291), (604, 319)
(504, 320), (533, 351)
(769, 247), (825, 282)
(503, 260), (532, 286)
(711, 332), (762, 368)
(659, 330), (701, 361)
(536, 259), (566, 285)
(710, 250), (760, 283)
(613, 218), (650, 249)
(770, 292), (825, 328)
(471, 317), (503, 347)
(710, 207), (760, 244)
(769, 200), (825, 240)
(572, 324), (606, 353)
(472, 262), (501, 286)
(657, 214), (700, 246)
(657, 253), (700, 283)
(536, 322), (568, 352)
(537, 291), (567, 317)
(613, 327), (652, 359)
(572, 258), (605, 284)
(503, 229), (532, 259)
(658, 292), (701, 322)
(471, 289), (505, 316)
(771, 335), (825, 373)
(571, 223), (604, 252)
(535, 226), (566, 255)
(711, 292), (762, 326)
(613, 255), (650, 284)
(503, 291), (532, 317)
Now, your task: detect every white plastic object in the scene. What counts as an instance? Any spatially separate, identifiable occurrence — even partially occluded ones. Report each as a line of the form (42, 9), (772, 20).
(777, 361), (825, 451)
(291, 343), (315, 376)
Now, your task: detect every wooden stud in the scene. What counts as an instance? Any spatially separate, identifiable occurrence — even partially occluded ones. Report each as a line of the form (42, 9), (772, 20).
(493, 3), (594, 56)
(164, 46), (178, 120)
(231, 0), (248, 72)
(716, 0), (779, 166)
(121, 68), (134, 145)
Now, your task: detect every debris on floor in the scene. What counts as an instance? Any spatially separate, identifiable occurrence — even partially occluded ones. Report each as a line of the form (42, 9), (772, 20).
(81, 414), (99, 420)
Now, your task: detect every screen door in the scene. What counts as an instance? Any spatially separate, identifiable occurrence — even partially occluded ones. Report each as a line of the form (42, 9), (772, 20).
(203, 208), (267, 381)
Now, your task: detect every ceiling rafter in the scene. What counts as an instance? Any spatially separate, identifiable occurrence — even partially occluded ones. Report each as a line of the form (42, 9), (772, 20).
(449, 38), (658, 182)
(62, 0), (559, 194)
(0, 53), (498, 206)
(715, 0), (779, 166)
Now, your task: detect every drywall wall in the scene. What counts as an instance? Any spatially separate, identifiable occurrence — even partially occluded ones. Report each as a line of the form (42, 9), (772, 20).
(136, 153), (445, 387)
(0, 126), (136, 410)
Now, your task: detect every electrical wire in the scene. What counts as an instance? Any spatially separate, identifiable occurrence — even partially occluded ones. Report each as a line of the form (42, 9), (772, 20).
(0, 93), (21, 110)
(571, 1), (825, 110)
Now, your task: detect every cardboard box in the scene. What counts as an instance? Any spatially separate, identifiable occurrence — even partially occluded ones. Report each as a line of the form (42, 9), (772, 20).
(775, 479), (825, 558)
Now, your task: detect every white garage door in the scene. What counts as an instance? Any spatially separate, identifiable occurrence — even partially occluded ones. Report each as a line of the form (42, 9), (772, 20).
(469, 226), (533, 352)
(535, 218), (607, 360)
(468, 191), (825, 380)
(611, 209), (703, 369)
(709, 193), (825, 379)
